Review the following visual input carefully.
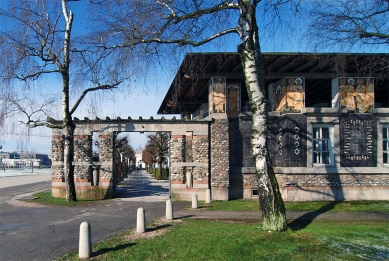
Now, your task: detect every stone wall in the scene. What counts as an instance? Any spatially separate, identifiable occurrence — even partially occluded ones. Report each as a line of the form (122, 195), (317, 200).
(74, 135), (92, 180)
(170, 135), (185, 183)
(192, 135), (209, 185)
(51, 135), (64, 180)
(98, 134), (114, 181)
(210, 117), (229, 200)
(277, 173), (389, 188)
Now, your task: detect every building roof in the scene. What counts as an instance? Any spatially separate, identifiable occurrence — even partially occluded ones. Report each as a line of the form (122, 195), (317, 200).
(158, 52), (389, 114)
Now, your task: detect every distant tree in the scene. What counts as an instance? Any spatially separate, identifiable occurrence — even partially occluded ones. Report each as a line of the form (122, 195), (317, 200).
(0, 0), (132, 201)
(142, 144), (155, 170)
(145, 132), (169, 179)
(115, 135), (135, 180)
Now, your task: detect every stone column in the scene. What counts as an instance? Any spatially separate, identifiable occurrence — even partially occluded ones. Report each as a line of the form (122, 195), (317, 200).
(192, 135), (209, 188)
(74, 135), (93, 182)
(98, 134), (114, 198)
(170, 135), (186, 184)
(210, 115), (229, 200)
(51, 134), (65, 197)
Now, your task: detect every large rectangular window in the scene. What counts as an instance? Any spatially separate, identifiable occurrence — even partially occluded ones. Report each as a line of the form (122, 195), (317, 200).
(313, 126), (333, 165)
(384, 126), (389, 164)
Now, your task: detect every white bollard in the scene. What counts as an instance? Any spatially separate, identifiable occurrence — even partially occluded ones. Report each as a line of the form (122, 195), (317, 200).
(79, 221), (92, 259)
(205, 188), (211, 204)
(192, 193), (198, 209)
(137, 207), (146, 233)
(166, 200), (174, 220)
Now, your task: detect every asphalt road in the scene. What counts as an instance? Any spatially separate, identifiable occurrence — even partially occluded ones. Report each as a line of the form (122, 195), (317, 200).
(0, 171), (186, 261)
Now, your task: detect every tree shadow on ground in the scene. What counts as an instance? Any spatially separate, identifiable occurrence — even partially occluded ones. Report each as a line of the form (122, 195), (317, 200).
(93, 242), (136, 257)
(146, 223), (172, 232)
(288, 201), (342, 231)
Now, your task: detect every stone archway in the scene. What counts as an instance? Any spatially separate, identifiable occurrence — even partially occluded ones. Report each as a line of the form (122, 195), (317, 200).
(51, 116), (229, 200)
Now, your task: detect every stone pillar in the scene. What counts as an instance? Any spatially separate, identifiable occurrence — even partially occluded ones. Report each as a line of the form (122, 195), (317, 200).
(170, 135), (185, 184)
(192, 135), (209, 187)
(74, 135), (93, 181)
(51, 134), (65, 197)
(210, 115), (229, 200)
(98, 134), (114, 198)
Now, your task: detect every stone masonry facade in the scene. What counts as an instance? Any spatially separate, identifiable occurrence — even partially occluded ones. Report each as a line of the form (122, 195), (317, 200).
(210, 117), (229, 187)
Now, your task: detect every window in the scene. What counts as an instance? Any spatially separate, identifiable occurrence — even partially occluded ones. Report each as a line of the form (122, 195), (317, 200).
(384, 126), (389, 164)
(312, 126), (333, 165)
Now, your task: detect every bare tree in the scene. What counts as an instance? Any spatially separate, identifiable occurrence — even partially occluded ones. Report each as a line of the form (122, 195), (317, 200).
(115, 135), (136, 180)
(0, 0), (132, 201)
(145, 132), (169, 180)
(307, 0), (389, 50)
(93, 0), (296, 231)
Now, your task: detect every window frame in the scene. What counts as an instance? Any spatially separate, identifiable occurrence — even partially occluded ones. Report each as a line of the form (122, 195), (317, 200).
(312, 124), (334, 166)
(383, 124), (389, 165)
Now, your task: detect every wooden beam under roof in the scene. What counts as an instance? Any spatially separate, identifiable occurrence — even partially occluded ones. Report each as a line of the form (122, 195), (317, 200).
(278, 55), (301, 73)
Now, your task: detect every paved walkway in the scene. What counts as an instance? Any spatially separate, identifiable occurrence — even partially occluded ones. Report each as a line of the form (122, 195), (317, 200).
(117, 171), (389, 221)
(4, 169), (388, 222)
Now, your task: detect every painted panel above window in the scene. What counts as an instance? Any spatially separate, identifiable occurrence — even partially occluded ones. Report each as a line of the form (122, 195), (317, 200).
(268, 77), (305, 114)
(208, 77), (226, 115)
(332, 77), (374, 113)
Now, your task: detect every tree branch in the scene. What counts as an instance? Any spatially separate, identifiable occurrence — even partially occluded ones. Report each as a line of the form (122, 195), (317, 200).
(70, 82), (122, 115)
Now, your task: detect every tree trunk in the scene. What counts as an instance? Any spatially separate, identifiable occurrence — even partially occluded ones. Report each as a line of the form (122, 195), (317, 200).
(62, 1), (77, 202)
(64, 123), (77, 202)
(238, 0), (287, 231)
(158, 161), (162, 180)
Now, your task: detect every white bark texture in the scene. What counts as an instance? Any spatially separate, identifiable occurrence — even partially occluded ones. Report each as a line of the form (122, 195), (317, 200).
(238, 0), (287, 231)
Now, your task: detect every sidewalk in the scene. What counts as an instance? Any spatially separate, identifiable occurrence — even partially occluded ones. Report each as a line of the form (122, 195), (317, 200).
(174, 209), (389, 221)
(0, 172), (51, 189)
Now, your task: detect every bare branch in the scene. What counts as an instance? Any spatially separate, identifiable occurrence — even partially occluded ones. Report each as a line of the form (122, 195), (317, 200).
(70, 82), (122, 115)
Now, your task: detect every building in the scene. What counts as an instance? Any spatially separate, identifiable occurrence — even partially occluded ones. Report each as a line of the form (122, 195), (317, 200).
(0, 152), (51, 168)
(135, 150), (145, 169)
(157, 52), (389, 201)
(50, 52), (388, 201)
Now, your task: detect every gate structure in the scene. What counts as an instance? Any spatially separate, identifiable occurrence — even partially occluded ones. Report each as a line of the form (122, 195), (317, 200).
(51, 115), (231, 200)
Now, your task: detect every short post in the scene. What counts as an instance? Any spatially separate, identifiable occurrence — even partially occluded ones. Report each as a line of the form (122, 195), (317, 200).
(93, 167), (99, 186)
(137, 207), (146, 233)
(79, 221), (92, 259)
(166, 200), (173, 220)
(186, 171), (192, 188)
(205, 188), (211, 204)
(192, 193), (198, 209)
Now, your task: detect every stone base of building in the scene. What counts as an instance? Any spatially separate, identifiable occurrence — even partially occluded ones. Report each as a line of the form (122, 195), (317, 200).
(229, 186), (259, 200)
(280, 186), (389, 201)
(51, 180), (114, 199)
(171, 186), (229, 201)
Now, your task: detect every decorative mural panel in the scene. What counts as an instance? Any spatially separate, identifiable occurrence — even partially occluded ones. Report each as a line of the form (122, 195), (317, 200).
(267, 114), (307, 167)
(338, 77), (374, 113)
(272, 77), (305, 113)
(208, 77), (226, 114)
(340, 114), (376, 167)
(227, 83), (241, 115)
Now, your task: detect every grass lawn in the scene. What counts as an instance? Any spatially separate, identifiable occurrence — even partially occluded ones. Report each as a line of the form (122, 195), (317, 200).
(26, 192), (388, 260)
(58, 219), (389, 261)
(199, 199), (389, 212)
(23, 190), (104, 206)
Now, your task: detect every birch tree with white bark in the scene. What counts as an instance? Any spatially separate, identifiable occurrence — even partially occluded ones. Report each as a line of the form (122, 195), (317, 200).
(94, 0), (292, 231)
(0, 0), (132, 201)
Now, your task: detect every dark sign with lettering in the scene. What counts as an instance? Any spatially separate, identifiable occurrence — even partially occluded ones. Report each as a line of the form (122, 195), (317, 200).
(268, 114), (307, 167)
(340, 114), (376, 167)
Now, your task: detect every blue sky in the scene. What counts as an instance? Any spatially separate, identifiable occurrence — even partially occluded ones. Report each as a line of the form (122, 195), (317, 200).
(1, 0), (387, 155)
